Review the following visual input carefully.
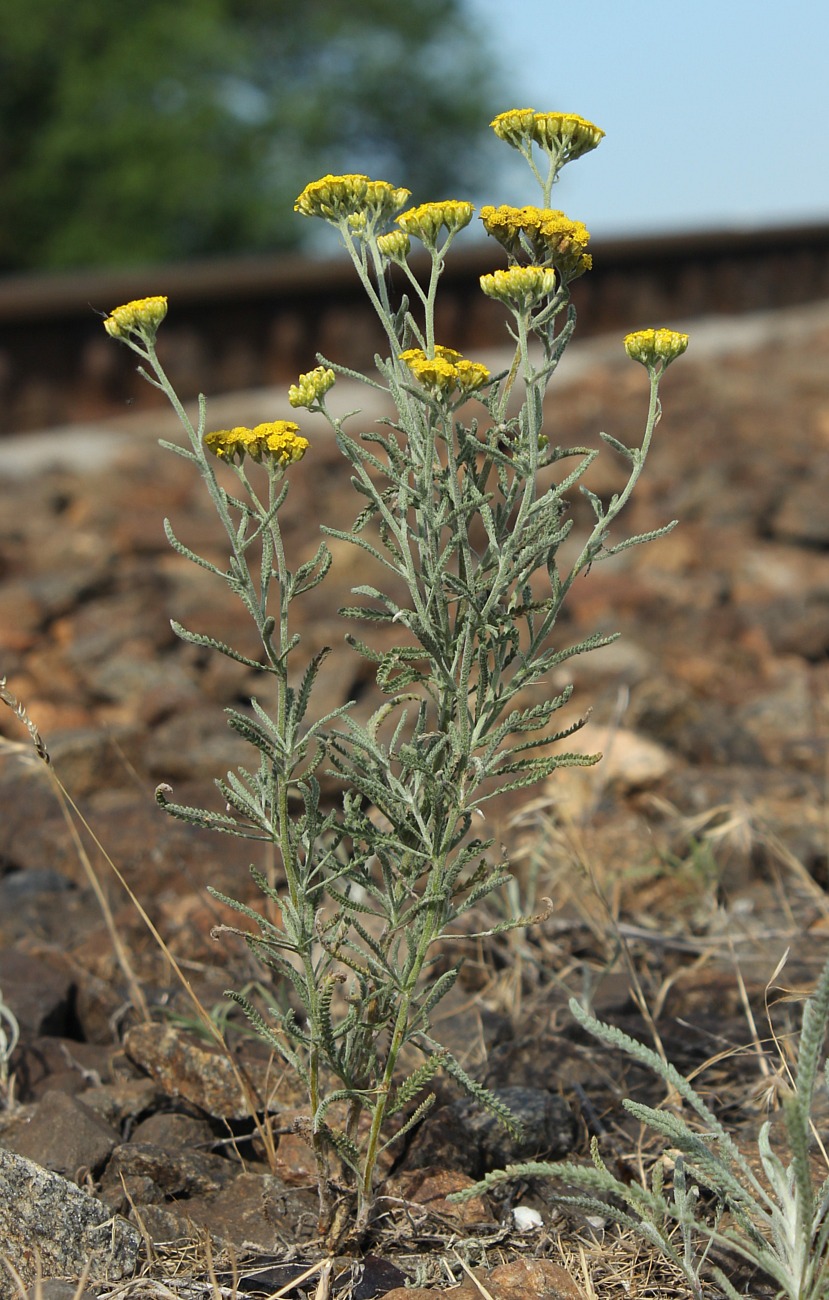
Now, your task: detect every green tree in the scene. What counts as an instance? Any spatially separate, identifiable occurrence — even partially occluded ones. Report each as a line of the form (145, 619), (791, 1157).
(0, 0), (503, 272)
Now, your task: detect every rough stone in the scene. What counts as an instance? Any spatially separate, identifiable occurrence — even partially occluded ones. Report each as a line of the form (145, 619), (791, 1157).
(129, 1109), (214, 1150)
(23, 1284), (99, 1300)
(386, 1167), (492, 1228)
(157, 1170), (318, 1252)
(486, 1257), (588, 1300)
(99, 1140), (236, 1213)
(771, 473), (829, 547)
(272, 1128), (317, 1187)
(123, 1022), (277, 1120)
(0, 1149), (140, 1293)
(404, 1086), (576, 1178)
(10, 1036), (116, 1103)
(22, 1284), (99, 1300)
(75, 1077), (162, 1128)
(0, 952), (75, 1040)
(380, 1292), (479, 1300)
(0, 1090), (120, 1178)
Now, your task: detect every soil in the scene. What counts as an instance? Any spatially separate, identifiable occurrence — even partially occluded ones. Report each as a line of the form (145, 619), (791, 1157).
(2, 300), (829, 1297)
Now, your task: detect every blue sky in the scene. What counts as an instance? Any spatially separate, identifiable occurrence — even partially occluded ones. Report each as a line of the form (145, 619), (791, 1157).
(466, 0), (829, 237)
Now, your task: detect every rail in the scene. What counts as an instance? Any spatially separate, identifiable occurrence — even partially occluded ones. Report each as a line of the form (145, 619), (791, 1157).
(0, 220), (828, 433)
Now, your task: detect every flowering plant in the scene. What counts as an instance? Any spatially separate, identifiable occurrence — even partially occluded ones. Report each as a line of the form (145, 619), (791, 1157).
(105, 109), (687, 1247)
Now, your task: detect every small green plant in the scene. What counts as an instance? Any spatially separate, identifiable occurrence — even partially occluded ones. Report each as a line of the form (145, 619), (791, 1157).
(453, 960), (829, 1300)
(104, 108), (688, 1247)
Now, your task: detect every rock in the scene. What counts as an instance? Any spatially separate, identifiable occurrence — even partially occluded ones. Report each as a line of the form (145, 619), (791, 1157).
(0, 1149), (140, 1292)
(380, 1292), (479, 1300)
(0, 951), (74, 1038)
(387, 1167), (493, 1228)
(75, 1077), (163, 1128)
(99, 1140), (236, 1213)
(348, 1255), (408, 1300)
(403, 1086), (575, 1178)
(129, 1109), (214, 1149)
(544, 723), (674, 820)
(161, 1170), (318, 1252)
(10, 1036), (116, 1103)
(383, 1260), (586, 1300)
(144, 706), (254, 781)
(272, 1128), (317, 1187)
(72, 971), (135, 1048)
(123, 1022), (276, 1120)
(486, 1257), (588, 1299)
(771, 474), (829, 547)
(0, 582), (43, 653)
(0, 1091), (120, 1178)
(0, 868), (74, 900)
(23, 1283), (99, 1300)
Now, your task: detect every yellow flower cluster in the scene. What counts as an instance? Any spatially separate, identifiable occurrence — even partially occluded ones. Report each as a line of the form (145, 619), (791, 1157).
(396, 201), (475, 247)
(288, 366), (336, 409)
(480, 205), (592, 279)
(479, 265), (557, 310)
(491, 109), (605, 162)
(204, 421), (309, 467)
(103, 296), (168, 341)
(623, 329), (689, 370)
(376, 230), (411, 263)
(399, 346), (490, 398)
(294, 174), (411, 225)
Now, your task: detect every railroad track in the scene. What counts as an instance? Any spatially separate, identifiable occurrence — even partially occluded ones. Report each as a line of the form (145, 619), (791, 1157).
(0, 221), (828, 434)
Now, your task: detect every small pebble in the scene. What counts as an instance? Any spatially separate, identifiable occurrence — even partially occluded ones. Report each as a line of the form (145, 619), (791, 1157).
(512, 1204), (543, 1232)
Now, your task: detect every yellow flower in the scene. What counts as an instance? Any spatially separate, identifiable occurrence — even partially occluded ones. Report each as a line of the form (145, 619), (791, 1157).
(490, 109), (604, 164)
(433, 345), (464, 364)
(399, 350), (458, 395)
(480, 206), (592, 279)
(205, 421), (309, 466)
(479, 265), (557, 310)
(288, 366), (336, 409)
(376, 230), (411, 263)
(261, 422), (310, 466)
(454, 358), (492, 394)
(103, 296), (168, 341)
(294, 174), (410, 225)
(399, 347), (490, 399)
(623, 328), (689, 371)
(531, 112), (605, 161)
(396, 200), (474, 247)
(490, 108), (538, 149)
(204, 427), (252, 463)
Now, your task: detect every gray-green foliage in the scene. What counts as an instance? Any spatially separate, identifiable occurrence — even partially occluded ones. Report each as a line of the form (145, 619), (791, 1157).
(105, 114), (682, 1246)
(454, 964), (829, 1300)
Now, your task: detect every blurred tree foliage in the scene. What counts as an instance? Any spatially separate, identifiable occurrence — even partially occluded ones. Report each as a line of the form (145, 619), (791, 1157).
(0, 0), (503, 272)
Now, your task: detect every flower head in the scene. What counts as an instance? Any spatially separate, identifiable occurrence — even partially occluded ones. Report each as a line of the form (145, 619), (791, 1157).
(490, 109), (604, 166)
(490, 108), (538, 149)
(454, 358), (492, 394)
(399, 346), (490, 400)
(624, 328), (689, 371)
(205, 421), (309, 467)
(204, 427), (252, 464)
(261, 422), (310, 466)
(294, 174), (410, 226)
(396, 200), (474, 247)
(530, 112), (605, 161)
(479, 265), (557, 311)
(288, 366), (336, 409)
(480, 206), (592, 280)
(376, 230), (411, 263)
(104, 296), (168, 342)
